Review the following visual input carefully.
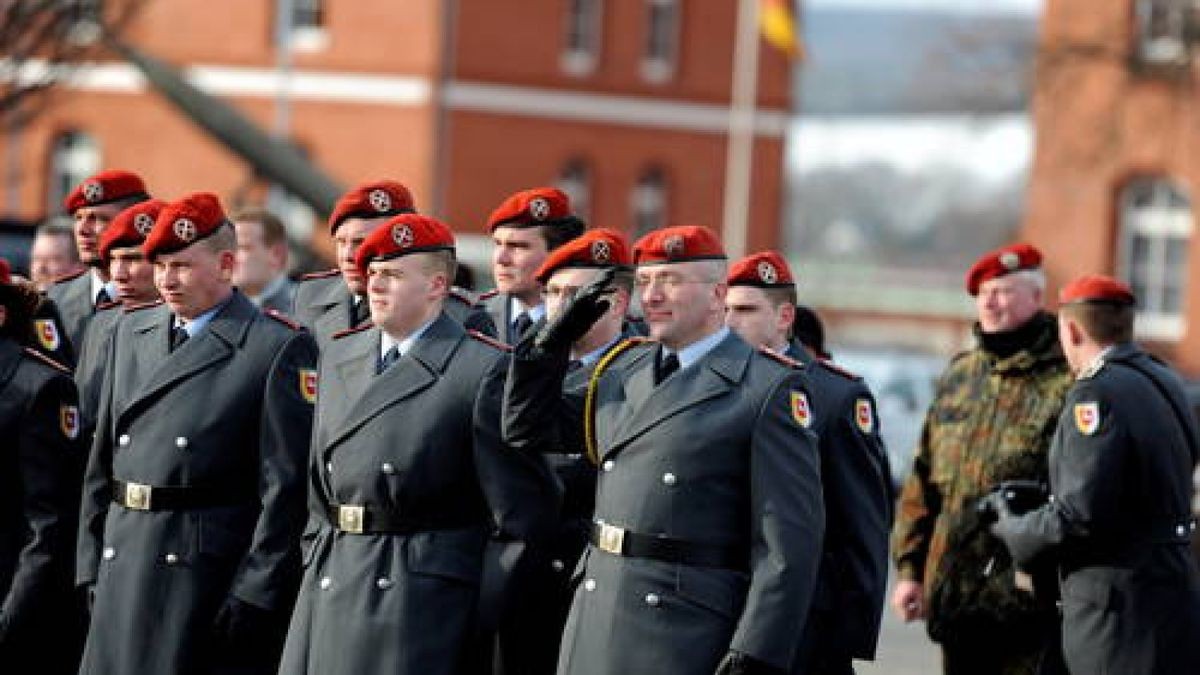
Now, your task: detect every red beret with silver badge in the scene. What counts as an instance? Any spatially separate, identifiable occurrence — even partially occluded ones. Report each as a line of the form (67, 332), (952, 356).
(1059, 274), (1135, 306)
(143, 193), (231, 260)
(535, 228), (631, 283)
(99, 199), (166, 264)
(354, 214), (456, 275)
(327, 180), (417, 235)
(728, 251), (795, 288)
(632, 225), (726, 265)
(486, 187), (583, 232)
(64, 169), (149, 214)
(965, 243), (1043, 296)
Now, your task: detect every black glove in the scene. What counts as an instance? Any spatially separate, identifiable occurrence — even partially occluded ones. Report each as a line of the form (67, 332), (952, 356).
(211, 595), (279, 659)
(982, 492), (1022, 544)
(714, 650), (786, 675)
(528, 267), (618, 357)
(976, 490), (1011, 525)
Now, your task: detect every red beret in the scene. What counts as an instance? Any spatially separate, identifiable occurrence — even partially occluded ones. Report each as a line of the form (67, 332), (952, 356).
(1059, 274), (1135, 306)
(354, 214), (456, 275)
(965, 243), (1043, 296)
(327, 180), (416, 235)
(64, 169), (149, 214)
(632, 225), (726, 265)
(728, 251), (795, 288)
(535, 228), (631, 283)
(0, 258), (9, 285)
(143, 193), (231, 260)
(486, 187), (582, 232)
(99, 199), (166, 264)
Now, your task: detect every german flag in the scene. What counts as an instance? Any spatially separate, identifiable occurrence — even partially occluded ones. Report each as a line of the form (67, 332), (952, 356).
(760, 0), (803, 59)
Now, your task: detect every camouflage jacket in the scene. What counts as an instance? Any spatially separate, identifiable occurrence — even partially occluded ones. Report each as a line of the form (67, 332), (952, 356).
(892, 312), (1072, 630)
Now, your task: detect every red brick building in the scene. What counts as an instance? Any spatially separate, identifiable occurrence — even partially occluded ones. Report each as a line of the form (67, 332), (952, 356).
(1023, 0), (1200, 374)
(0, 0), (792, 272)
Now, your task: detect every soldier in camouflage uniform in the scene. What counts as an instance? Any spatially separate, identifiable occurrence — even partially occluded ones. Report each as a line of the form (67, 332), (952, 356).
(891, 243), (1073, 675)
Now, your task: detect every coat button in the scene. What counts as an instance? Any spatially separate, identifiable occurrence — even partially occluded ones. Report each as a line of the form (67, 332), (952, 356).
(584, 578), (596, 592)
(325, 462), (333, 474)
(164, 553), (179, 565)
(175, 436), (188, 449)
(1177, 525), (1187, 537)
(319, 577), (332, 590)
(376, 577), (393, 590)
(551, 559), (565, 572)
(662, 472), (677, 486)
(644, 592), (661, 607)
(118, 434), (130, 447)
(102, 547), (116, 560)
(381, 462), (396, 475)
(602, 460), (614, 472)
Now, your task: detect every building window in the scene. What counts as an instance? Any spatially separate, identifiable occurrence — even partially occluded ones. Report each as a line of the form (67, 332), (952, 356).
(1117, 178), (1193, 340)
(1134, 0), (1193, 67)
(66, 0), (103, 44)
(557, 158), (592, 222)
(47, 131), (100, 214)
(642, 0), (680, 83)
(280, 0), (328, 52)
(631, 166), (668, 237)
(562, 0), (603, 76)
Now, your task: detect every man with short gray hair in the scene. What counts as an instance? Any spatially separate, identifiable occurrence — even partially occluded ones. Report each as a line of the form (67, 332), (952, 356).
(891, 243), (1074, 674)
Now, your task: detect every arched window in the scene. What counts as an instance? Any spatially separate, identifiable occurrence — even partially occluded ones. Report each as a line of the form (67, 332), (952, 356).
(642, 0), (680, 83)
(562, 0), (603, 76)
(47, 130), (100, 213)
(631, 166), (668, 237)
(1117, 177), (1193, 340)
(557, 158), (591, 222)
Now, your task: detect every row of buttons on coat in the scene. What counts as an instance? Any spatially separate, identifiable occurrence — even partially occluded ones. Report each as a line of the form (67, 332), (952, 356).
(324, 462), (399, 475)
(317, 576), (393, 591)
(600, 459), (677, 486)
(101, 547), (182, 565)
(117, 434), (190, 449)
(580, 577), (661, 606)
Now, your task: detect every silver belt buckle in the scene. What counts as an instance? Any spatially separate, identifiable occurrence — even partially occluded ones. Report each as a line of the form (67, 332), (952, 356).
(337, 505), (365, 534)
(597, 523), (626, 555)
(125, 482), (152, 511)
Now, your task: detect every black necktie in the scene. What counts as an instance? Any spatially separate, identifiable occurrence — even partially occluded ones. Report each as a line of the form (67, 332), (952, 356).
(511, 312), (533, 343)
(95, 288), (111, 307)
(351, 298), (370, 327)
(377, 346), (400, 375)
(655, 350), (680, 386)
(170, 325), (190, 352)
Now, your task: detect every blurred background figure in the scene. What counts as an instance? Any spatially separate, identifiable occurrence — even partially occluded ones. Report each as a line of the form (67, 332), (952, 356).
(30, 220), (84, 291)
(233, 208), (296, 314)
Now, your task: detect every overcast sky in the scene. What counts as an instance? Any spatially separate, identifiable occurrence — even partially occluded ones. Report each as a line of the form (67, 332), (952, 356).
(806, 0), (1042, 15)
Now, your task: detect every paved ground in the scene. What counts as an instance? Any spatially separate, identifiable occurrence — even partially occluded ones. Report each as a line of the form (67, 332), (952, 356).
(855, 573), (940, 675)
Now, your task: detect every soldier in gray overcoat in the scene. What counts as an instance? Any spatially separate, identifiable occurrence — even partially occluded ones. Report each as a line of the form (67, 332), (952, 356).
(278, 214), (559, 675)
(76, 193), (318, 675)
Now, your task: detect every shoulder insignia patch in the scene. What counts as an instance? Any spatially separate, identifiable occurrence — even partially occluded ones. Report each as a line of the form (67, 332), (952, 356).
(854, 398), (874, 434)
(264, 309), (302, 330)
(790, 390), (813, 428)
(33, 318), (62, 351)
(1074, 402), (1100, 435)
(50, 268), (87, 284)
(60, 404), (81, 440)
(124, 299), (164, 313)
(468, 329), (513, 352)
(818, 358), (862, 381)
(759, 346), (802, 369)
(332, 322), (374, 340)
(300, 268), (340, 281)
(299, 368), (318, 404)
(22, 347), (71, 374)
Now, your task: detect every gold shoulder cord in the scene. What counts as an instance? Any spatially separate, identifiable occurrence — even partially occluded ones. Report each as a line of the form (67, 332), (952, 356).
(584, 338), (646, 465)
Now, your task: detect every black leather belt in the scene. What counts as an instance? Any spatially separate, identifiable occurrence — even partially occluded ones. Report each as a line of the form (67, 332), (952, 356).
(113, 480), (250, 511)
(589, 522), (746, 570)
(324, 503), (479, 535)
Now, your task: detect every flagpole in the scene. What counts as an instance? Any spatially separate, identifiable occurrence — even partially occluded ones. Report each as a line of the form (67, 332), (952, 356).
(722, 0), (761, 259)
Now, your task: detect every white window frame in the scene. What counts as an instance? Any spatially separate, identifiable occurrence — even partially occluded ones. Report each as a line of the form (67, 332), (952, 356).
(288, 0), (328, 52)
(561, 0), (604, 77)
(641, 0), (680, 84)
(631, 166), (668, 236)
(1117, 178), (1193, 341)
(47, 131), (100, 214)
(1135, 0), (1192, 67)
(557, 158), (592, 222)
